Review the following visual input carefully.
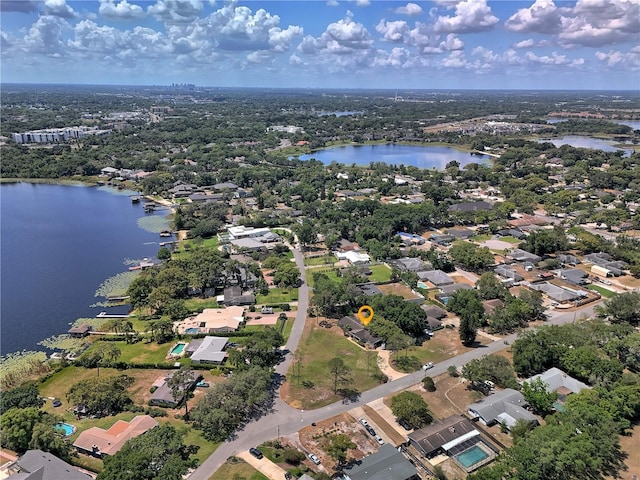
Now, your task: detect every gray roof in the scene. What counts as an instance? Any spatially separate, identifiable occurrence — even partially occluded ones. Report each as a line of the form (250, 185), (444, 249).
(559, 269), (588, 285)
(393, 257), (428, 272)
(509, 249), (541, 263)
(356, 283), (383, 296)
(526, 367), (590, 395)
(422, 305), (447, 319)
(448, 201), (493, 212)
(338, 316), (383, 347)
(529, 282), (581, 302)
(344, 444), (418, 480)
(448, 228), (474, 239)
(420, 270), (454, 286)
(408, 415), (477, 456)
(11, 450), (92, 480)
(494, 266), (524, 282)
(440, 283), (471, 294)
(468, 388), (537, 428)
(213, 182), (238, 190)
(230, 238), (266, 250)
(190, 336), (228, 364)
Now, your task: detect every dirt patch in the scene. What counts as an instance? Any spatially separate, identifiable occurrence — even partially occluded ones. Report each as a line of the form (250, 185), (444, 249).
(614, 424), (640, 480)
(298, 413), (379, 474)
(378, 283), (423, 300)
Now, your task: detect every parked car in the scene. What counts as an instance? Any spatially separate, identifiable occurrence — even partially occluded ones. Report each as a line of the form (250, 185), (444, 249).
(249, 448), (263, 459)
(196, 381), (209, 388)
(422, 362), (434, 370)
(52, 399), (62, 407)
(398, 419), (412, 430)
(374, 435), (385, 445)
(308, 453), (321, 465)
(359, 418), (369, 427)
(365, 425), (376, 436)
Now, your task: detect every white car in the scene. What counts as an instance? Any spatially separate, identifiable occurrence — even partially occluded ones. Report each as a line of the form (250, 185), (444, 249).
(422, 362), (434, 370)
(308, 453), (321, 465)
(359, 418), (369, 427)
(374, 435), (384, 445)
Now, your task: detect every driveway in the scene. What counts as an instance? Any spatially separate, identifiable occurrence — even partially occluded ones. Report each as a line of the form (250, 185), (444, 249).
(237, 450), (288, 480)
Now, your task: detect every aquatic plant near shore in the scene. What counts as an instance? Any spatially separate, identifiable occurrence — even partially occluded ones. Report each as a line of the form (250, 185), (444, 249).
(136, 215), (170, 233)
(69, 317), (111, 331)
(0, 351), (49, 390)
(39, 335), (89, 355)
(94, 271), (140, 298)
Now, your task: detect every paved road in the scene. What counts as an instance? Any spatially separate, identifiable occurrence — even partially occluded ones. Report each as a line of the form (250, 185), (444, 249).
(188, 298), (599, 480)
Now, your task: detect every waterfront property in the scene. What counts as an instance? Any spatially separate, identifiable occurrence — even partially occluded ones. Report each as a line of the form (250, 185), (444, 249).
(174, 306), (245, 334)
(73, 415), (158, 458)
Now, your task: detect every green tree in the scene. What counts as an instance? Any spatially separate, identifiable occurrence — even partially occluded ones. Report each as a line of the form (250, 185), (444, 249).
(476, 272), (509, 301)
(77, 343), (121, 376)
(449, 242), (495, 272)
(67, 375), (134, 417)
(521, 377), (558, 416)
(390, 391), (433, 429)
(325, 434), (356, 467)
(99, 424), (198, 480)
(602, 292), (640, 326)
(0, 384), (44, 415)
(422, 376), (436, 392)
(157, 246), (172, 261)
(462, 355), (519, 389)
(328, 357), (351, 394)
(0, 407), (43, 452)
(272, 262), (301, 288)
(167, 367), (196, 418)
(29, 422), (72, 461)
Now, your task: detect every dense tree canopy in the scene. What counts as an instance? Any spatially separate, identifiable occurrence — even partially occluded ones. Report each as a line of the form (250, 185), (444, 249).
(390, 391), (433, 429)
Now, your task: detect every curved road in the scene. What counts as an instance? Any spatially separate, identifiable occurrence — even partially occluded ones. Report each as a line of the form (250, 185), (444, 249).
(188, 255), (599, 479)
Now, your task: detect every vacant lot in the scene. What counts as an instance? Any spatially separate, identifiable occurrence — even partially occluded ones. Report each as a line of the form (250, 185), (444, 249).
(281, 324), (383, 410)
(256, 287), (298, 304)
(378, 282), (423, 300)
(298, 413), (380, 474)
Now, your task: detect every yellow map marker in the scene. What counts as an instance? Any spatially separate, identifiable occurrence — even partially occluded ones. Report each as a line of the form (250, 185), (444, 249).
(357, 305), (374, 326)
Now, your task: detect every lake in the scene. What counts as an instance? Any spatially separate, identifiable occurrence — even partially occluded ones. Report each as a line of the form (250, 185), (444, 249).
(298, 143), (490, 168)
(536, 135), (633, 156)
(0, 183), (167, 355)
(547, 118), (640, 130)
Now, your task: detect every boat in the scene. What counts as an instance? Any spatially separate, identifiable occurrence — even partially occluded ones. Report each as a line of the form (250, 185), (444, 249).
(160, 230), (172, 237)
(131, 196), (141, 203)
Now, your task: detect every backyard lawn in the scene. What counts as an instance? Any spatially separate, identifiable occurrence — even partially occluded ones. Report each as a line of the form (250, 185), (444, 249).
(368, 264), (393, 283)
(304, 254), (336, 266)
(184, 297), (220, 312)
(256, 288), (298, 304)
(283, 326), (384, 410)
(587, 284), (616, 298)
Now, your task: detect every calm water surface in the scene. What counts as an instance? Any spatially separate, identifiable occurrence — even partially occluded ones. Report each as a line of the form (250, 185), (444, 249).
(536, 135), (633, 156)
(298, 143), (489, 168)
(1, 183), (164, 355)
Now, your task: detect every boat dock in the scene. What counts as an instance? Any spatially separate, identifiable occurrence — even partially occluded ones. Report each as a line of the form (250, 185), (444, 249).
(96, 312), (130, 318)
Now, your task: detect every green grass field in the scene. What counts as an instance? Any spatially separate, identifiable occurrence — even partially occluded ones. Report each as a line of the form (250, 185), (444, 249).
(184, 297), (220, 312)
(209, 458), (268, 480)
(306, 268), (339, 288)
(256, 288), (298, 304)
(587, 284), (616, 298)
(304, 255), (336, 266)
(286, 328), (383, 409)
(368, 264), (392, 283)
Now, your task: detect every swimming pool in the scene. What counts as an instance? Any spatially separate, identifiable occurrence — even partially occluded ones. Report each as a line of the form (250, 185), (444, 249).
(185, 328), (200, 334)
(55, 422), (76, 436)
(170, 343), (186, 355)
(454, 445), (490, 469)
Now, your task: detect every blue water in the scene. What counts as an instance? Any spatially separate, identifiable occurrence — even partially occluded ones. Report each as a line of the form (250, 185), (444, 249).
(455, 445), (489, 468)
(548, 118), (640, 130)
(536, 135), (633, 156)
(170, 343), (186, 355)
(298, 144), (489, 169)
(55, 422), (75, 436)
(0, 183), (165, 355)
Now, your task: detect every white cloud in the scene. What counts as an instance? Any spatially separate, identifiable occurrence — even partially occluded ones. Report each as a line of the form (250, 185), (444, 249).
(505, 0), (563, 34)
(43, 0), (77, 19)
(23, 15), (68, 54)
(375, 19), (410, 43)
(442, 50), (469, 68)
(246, 50), (273, 64)
(433, 0), (498, 34)
(349, 0), (371, 6)
(372, 47), (410, 67)
(99, 0), (145, 20)
(595, 48), (640, 69)
(513, 39), (535, 48)
(148, 0), (203, 24)
(326, 0), (339, 6)
(393, 2), (422, 16)
(506, 0), (639, 47)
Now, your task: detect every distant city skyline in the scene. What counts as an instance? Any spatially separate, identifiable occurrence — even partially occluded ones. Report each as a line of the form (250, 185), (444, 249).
(1, 0), (638, 90)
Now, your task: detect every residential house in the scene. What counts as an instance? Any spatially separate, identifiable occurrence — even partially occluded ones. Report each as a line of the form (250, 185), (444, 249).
(5, 450), (93, 480)
(392, 257), (429, 272)
(229, 238), (267, 253)
(213, 182), (239, 191)
(149, 370), (199, 407)
(583, 252), (627, 276)
(494, 266), (524, 282)
(448, 201), (494, 213)
(174, 306), (245, 334)
(558, 269), (588, 285)
(396, 232), (426, 245)
(422, 305), (447, 319)
(408, 415), (480, 458)
(342, 444), (419, 480)
(496, 229), (526, 240)
(528, 282), (582, 304)
(226, 226), (272, 241)
(356, 283), (383, 296)
(338, 316), (383, 349)
(186, 337), (229, 365)
(336, 251), (371, 265)
(482, 299), (505, 315)
(557, 254), (580, 266)
(73, 415), (159, 458)
(507, 249), (542, 264)
(222, 286), (255, 306)
(419, 270), (454, 287)
(431, 234), (456, 246)
(448, 228), (474, 239)
(467, 388), (538, 429)
(524, 367), (590, 405)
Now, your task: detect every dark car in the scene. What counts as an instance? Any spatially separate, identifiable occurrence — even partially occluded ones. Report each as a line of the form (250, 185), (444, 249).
(365, 425), (376, 436)
(249, 448), (263, 459)
(52, 399), (62, 407)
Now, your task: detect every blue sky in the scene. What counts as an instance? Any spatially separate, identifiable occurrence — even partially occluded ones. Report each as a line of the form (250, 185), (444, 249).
(1, 0), (639, 89)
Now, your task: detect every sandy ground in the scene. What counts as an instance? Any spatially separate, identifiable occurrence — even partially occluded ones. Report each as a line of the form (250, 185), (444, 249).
(237, 450), (288, 480)
(376, 350), (408, 381)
